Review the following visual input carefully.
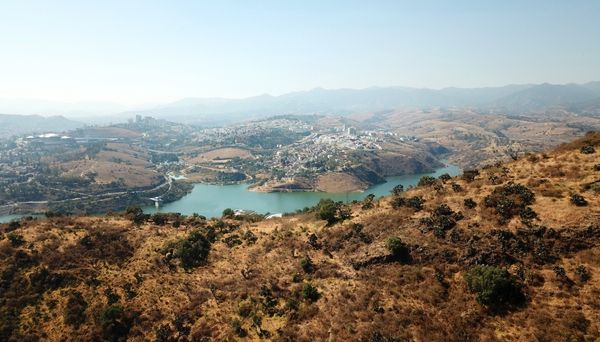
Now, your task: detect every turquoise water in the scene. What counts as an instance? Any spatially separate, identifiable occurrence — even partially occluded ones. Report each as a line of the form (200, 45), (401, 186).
(143, 164), (460, 218)
(0, 214), (43, 224)
(0, 164), (460, 223)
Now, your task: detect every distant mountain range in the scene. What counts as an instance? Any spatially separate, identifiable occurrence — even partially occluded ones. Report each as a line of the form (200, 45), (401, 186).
(124, 81), (600, 125)
(1, 81), (600, 127)
(0, 114), (84, 138)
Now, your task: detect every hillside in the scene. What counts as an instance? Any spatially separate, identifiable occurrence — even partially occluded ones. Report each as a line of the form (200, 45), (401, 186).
(0, 114), (84, 138)
(120, 82), (600, 125)
(1, 132), (599, 341)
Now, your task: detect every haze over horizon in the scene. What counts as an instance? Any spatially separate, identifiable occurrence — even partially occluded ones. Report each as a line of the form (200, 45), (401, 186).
(1, 0), (599, 108)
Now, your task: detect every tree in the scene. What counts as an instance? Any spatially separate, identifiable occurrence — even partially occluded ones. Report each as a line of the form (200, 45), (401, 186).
(300, 257), (315, 274)
(100, 305), (132, 341)
(222, 208), (235, 218)
(316, 199), (337, 225)
(125, 205), (146, 224)
(462, 170), (480, 182)
(390, 184), (404, 197)
(362, 193), (375, 210)
(315, 199), (351, 225)
(418, 176), (437, 187)
(580, 145), (595, 154)
(6, 232), (25, 247)
(464, 198), (477, 209)
(570, 194), (588, 206)
(175, 230), (211, 269)
(386, 237), (410, 261)
(64, 291), (87, 328)
(301, 283), (321, 302)
(464, 265), (524, 310)
(438, 173), (452, 182)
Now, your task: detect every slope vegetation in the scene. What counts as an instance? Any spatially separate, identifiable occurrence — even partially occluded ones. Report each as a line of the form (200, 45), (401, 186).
(1, 133), (599, 341)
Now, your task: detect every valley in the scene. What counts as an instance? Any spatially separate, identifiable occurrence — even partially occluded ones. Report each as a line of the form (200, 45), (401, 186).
(0, 132), (598, 341)
(2, 94), (600, 219)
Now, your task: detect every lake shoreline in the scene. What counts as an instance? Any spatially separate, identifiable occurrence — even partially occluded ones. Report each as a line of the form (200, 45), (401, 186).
(1, 164), (460, 223)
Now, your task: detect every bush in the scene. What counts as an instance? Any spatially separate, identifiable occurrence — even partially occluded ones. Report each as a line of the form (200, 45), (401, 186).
(301, 283), (321, 302)
(104, 288), (121, 305)
(100, 305), (132, 341)
(462, 170), (480, 182)
(300, 257), (315, 274)
(151, 213), (168, 225)
(580, 145), (595, 154)
(390, 184), (404, 196)
(361, 194), (375, 210)
(222, 208), (235, 218)
(392, 196), (425, 211)
(64, 291), (88, 328)
(6, 221), (20, 231)
(575, 265), (590, 282)
(421, 204), (460, 238)
(438, 173), (452, 182)
(519, 207), (538, 223)
(386, 237), (410, 261)
(464, 265), (525, 310)
(6, 232), (25, 247)
(231, 318), (247, 337)
(464, 198), (477, 209)
(484, 182), (535, 223)
(125, 205), (146, 224)
(451, 183), (463, 192)
(174, 230), (211, 269)
(418, 176), (437, 187)
(570, 194), (588, 206)
(315, 199), (351, 225)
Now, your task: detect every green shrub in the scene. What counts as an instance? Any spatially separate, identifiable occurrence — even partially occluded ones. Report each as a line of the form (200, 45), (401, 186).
(390, 184), (404, 196)
(151, 213), (168, 225)
(104, 288), (121, 305)
(575, 265), (590, 282)
(155, 324), (171, 342)
(125, 205), (146, 224)
(64, 291), (87, 328)
(570, 194), (588, 206)
(462, 170), (480, 182)
(231, 318), (247, 337)
(438, 173), (452, 182)
(519, 207), (537, 223)
(315, 199), (351, 225)
(222, 208), (235, 218)
(301, 283), (321, 302)
(100, 305), (132, 341)
(386, 237), (410, 261)
(464, 265), (525, 310)
(361, 194), (375, 210)
(174, 230), (211, 269)
(6, 232), (25, 247)
(300, 257), (315, 274)
(451, 183), (463, 192)
(484, 182), (535, 223)
(418, 176), (437, 187)
(580, 145), (595, 154)
(464, 198), (477, 209)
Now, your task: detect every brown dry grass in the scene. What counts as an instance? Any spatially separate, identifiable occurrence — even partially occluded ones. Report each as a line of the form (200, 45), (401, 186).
(1, 133), (599, 341)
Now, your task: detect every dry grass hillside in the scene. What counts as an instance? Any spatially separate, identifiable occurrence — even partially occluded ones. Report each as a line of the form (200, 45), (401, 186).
(1, 132), (599, 341)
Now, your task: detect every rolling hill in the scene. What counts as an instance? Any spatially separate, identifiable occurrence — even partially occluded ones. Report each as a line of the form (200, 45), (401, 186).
(122, 82), (600, 125)
(1, 132), (598, 341)
(0, 114), (84, 138)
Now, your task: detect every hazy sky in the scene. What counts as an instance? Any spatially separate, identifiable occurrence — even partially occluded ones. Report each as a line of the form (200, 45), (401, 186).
(0, 0), (599, 104)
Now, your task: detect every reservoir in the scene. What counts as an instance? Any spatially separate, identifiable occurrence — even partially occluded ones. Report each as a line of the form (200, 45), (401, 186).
(0, 164), (460, 223)
(143, 163), (460, 218)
